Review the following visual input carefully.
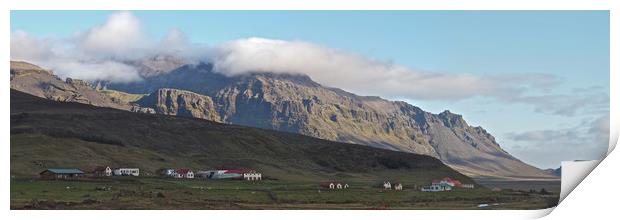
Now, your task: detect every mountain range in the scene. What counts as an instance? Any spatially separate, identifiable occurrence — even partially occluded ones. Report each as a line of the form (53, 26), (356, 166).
(9, 60), (556, 179)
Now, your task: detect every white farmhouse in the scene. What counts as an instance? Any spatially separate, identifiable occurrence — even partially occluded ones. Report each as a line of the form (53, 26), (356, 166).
(383, 181), (392, 190)
(394, 183), (403, 190)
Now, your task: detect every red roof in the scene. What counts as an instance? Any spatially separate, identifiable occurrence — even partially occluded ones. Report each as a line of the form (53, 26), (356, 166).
(175, 168), (193, 174)
(432, 177), (463, 186)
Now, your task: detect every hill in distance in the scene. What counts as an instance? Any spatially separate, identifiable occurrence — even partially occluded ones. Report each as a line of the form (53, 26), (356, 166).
(10, 89), (473, 185)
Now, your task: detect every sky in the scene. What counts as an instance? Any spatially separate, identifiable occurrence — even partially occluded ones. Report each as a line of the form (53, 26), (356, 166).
(10, 10), (610, 169)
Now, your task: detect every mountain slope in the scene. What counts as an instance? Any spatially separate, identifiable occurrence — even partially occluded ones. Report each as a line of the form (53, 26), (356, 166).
(10, 61), (154, 113)
(109, 63), (554, 179)
(10, 89), (472, 185)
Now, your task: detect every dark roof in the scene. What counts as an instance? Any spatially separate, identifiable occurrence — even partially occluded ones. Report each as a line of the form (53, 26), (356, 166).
(41, 169), (85, 174)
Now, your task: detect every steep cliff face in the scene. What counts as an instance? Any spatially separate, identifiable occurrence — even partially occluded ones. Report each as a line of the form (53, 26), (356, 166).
(10, 61), (155, 114)
(136, 88), (220, 121)
(122, 64), (554, 179)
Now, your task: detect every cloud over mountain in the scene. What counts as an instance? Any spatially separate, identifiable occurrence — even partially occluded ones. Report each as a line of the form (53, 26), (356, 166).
(10, 11), (205, 83)
(207, 37), (509, 100)
(10, 11), (608, 112)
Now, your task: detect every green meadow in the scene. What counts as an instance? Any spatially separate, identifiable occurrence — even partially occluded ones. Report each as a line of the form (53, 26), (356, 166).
(11, 177), (559, 210)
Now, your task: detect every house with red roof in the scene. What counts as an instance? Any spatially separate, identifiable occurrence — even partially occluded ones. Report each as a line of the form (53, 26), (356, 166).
(425, 177), (474, 191)
(174, 168), (194, 179)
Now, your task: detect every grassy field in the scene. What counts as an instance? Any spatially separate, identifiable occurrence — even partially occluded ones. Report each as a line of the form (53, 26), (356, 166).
(10, 177), (559, 210)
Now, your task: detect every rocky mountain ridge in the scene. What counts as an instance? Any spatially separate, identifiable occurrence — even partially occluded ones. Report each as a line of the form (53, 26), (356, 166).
(114, 63), (554, 179)
(10, 61), (155, 114)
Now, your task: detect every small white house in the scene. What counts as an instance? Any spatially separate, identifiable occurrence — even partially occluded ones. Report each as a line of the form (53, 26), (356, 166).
(383, 181), (392, 190)
(113, 168), (139, 176)
(394, 183), (403, 191)
(104, 167), (112, 176)
(321, 182), (348, 190)
(89, 166), (111, 177)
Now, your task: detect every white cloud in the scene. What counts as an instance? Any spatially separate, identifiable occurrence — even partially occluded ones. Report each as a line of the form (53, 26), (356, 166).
(10, 31), (54, 61)
(505, 114), (610, 168)
(77, 11), (146, 58)
(207, 38), (509, 100)
(50, 60), (141, 83)
(10, 11), (210, 83)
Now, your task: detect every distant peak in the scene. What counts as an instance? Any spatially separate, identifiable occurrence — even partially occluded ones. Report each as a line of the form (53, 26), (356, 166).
(437, 110), (468, 128)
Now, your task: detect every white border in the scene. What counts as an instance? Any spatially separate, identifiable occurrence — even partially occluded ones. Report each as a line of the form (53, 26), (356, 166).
(3, 1), (618, 219)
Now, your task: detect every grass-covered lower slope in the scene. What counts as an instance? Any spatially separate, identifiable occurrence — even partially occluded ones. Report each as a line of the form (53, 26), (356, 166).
(10, 89), (472, 184)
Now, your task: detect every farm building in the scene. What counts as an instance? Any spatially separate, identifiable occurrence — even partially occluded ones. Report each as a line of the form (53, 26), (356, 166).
(242, 170), (262, 181)
(206, 170), (242, 179)
(320, 182), (349, 189)
(383, 181), (392, 190)
(460, 184), (475, 189)
(421, 183), (452, 192)
(175, 168), (194, 178)
(113, 168), (139, 176)
(432, 177), (458, 187)
(394, 183), (403, 190)
(39, 169), (85, 180)
(89, 166), (112, 177)
(195, 170), (211, 178)
(159, 168), (177, 177)
(431, 177), (474, 189)
(206, 168), (261, 180)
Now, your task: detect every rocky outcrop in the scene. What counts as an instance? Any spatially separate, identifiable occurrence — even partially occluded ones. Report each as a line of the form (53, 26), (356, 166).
(125, 54), (186, 78)
(136, 88), (220, 121)
(9, 61), (153, 114)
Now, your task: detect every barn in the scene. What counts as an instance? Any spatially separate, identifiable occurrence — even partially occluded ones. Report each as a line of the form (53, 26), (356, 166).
(208, 168), (261, 180)
(39, 169), (85, 180)
(113, 168), (140, 176)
